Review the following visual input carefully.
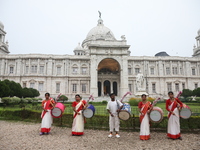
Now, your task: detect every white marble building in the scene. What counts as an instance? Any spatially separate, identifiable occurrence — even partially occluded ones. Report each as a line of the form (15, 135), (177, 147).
(0, 18), (200, 99)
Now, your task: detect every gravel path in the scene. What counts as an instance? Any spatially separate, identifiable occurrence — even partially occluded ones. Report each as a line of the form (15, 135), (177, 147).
(0, 120), (199, 150)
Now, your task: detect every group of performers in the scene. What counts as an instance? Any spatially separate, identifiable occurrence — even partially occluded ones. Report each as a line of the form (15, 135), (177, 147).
(40, 91), (184, 141)
(138, 92), (183, 140)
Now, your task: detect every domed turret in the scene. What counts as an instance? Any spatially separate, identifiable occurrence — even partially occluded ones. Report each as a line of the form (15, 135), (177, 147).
(0, 21), (4, 30)
(198, 28), (200, 35)
(193, 28), (200, 57)
(73, 43), (85, 55)
(0, 21), (9, 54)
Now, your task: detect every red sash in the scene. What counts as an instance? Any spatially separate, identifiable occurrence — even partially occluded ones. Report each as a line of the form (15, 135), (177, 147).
(41, 100), (51, 118)
(168, 99), (177, 118)
(73, 100), (85, 119)
(140, 101), (150, 123)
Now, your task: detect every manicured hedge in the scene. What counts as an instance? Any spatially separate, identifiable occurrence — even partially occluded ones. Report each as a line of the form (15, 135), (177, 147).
(0, 109), (200, 131)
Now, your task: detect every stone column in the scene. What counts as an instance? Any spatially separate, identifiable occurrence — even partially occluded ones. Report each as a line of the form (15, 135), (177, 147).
(5, 59), (8, 75)
(47, 59), (53, 76)
(111, 80), (113, 93)
(101, 80), (104, 96)
(120, 56), (129, 97)
(1, 59), (5, 75)
(90, 55), (98, 97)
(28, 59), (31, 74)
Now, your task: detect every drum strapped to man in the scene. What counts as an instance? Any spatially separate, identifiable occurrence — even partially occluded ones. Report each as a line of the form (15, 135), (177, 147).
(118, 103), (132, 121)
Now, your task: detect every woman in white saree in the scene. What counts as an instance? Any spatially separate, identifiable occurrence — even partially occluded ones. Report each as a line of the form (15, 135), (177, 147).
(40, 93), (55, 135)
(166, 91), (183, 140)
(72, 94), (87, 136)
(138, 94), (152, 140)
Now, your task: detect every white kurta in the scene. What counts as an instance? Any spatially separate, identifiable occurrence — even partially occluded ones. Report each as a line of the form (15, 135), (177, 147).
(106, 100), (123, 132)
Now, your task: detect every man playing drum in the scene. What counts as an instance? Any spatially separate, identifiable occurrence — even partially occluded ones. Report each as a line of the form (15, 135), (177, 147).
(72, 94), (87, 136)
(166, 91), (183, 140)
(40, 93), (55, 135)
(107, 93), (123, 138)
(138, 94), (153, 140)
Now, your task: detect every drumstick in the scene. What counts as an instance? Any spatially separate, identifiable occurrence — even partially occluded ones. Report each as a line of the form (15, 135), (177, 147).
(152, 97), (161, 106)
(176, 91), (182, 98)
(86, 94), (94, 105)
(55, 93), (62, 103)
(120, 92), (132, 102)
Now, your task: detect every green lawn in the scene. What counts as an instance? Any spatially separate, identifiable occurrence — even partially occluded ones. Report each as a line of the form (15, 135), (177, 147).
(0, 102), (199, 116)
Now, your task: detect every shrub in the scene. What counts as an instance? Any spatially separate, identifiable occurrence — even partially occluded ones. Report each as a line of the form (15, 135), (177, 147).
(25, 98), (33, 103)
(11, 97), (21, 104)
(195, 97), (200, 102)
(1, 97), (12, 105)
(102, 101), (108, 104)
(129, 97), (141, 106)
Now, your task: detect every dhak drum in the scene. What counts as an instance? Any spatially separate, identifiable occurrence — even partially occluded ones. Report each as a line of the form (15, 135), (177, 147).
(180, 104), (191, 119)
(118, 103), (131, 121)
(149, 107), (164, 123)
(51, 102), (65, 118)
(83, 104), (95, 118)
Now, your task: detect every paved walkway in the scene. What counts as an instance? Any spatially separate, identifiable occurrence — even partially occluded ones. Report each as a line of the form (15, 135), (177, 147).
(0, 121), (199, 150)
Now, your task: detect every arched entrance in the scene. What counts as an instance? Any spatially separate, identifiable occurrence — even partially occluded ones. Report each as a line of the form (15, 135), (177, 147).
(113, 81), (117, 96)
(97, 58), (120, 96)
(98, 81), (101, 96)
(104, 80), (110, 95)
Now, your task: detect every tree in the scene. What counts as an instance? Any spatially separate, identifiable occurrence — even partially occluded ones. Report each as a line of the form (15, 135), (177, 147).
(0, 81), (10, 97)
(182, 89), (193, 98)
(59, 95), (68, 103)
(22, 87), (33, 98)
(192, 88), (200, 97)
(29, 88), (40, 97)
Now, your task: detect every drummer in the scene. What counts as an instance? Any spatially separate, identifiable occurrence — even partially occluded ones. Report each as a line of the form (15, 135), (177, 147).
(40, 93), (55, 135)
(166, 91), (183, 140)
(138, 94), (153, 140)
(107, 93), (123, 138)
(72, 94), (87, 136)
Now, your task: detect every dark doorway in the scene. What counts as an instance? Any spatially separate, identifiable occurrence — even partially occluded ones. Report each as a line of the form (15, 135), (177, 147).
(113, 82), (117, 96)
(98, 81), (101, 96)
(104, 80), (110, 96)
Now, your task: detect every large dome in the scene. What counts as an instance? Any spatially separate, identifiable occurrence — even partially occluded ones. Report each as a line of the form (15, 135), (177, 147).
(155, 51), (170, 57)
(83, 18), (116, 45)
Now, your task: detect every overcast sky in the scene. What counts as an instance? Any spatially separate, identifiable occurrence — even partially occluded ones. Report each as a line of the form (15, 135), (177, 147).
(0, 0), (200, 57)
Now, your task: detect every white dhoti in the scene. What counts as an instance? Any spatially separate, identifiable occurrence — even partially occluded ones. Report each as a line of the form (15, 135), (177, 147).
(109, 113), (120, 132)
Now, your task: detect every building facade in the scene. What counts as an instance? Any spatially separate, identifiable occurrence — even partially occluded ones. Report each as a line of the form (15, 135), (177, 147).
(0, 18), (200, 99)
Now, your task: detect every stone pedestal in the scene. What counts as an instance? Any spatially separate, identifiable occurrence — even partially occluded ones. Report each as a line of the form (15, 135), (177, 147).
(135, 91), (148, 97)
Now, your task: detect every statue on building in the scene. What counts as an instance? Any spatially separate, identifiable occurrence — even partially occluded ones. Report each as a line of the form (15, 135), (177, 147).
(136, 71), (145, 91)
(121, 35), (126, 40)
(98, 11), (101, 18)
